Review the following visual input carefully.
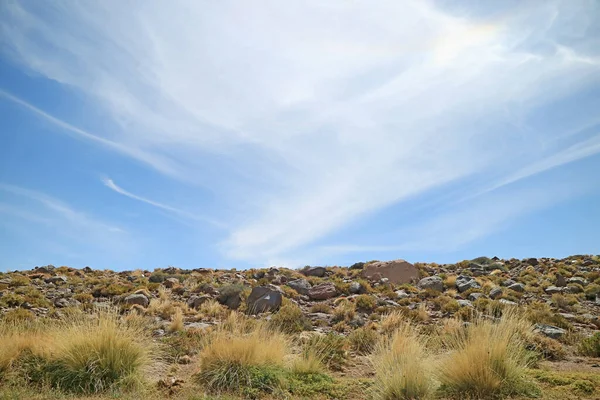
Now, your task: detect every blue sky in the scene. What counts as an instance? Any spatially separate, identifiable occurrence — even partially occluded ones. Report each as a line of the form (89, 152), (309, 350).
(1, 0), (599, 272)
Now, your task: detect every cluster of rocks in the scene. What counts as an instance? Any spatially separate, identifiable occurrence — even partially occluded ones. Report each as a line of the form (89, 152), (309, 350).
(1, 255), (599, 339)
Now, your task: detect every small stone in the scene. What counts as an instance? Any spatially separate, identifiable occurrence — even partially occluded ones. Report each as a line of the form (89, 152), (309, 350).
(568, 277), (587, 286)
(457, 300), (473, 308)
(54, 298), (70, 308)
(489, 287), (503, 299)
(178, 355), (192, 364)
(395, 290), (410, 299)
(187, 295), (211, 310)
(502, 279), (516, 287)
(508, 283), (525, 293)
(468, 292), (483, 301)
(499, 299), (517, 306)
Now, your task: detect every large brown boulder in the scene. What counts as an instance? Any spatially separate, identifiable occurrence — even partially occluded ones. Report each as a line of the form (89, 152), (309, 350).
(361, 259), (418, 284)
(308, 282), (337, 300)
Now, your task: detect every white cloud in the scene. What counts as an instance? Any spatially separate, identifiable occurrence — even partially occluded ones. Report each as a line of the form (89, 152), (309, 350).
(102, 178), (225, 228)
(1, 0), (599, 263)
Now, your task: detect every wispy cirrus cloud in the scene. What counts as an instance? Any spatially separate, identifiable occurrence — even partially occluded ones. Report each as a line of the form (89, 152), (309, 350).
(102, 178), (225, 228)
(1, 0), (599, 264)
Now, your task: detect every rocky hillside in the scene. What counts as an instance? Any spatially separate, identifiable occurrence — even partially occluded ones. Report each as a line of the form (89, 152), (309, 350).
(1, 255), (599, 399)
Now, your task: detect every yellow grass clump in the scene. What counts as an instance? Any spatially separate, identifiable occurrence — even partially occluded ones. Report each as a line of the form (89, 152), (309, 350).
(194, 321), (288, 395)
(437, 312), (538, 399)
(371, 322), (433, 400)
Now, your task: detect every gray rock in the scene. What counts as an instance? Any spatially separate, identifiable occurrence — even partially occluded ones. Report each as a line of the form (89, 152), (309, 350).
(501, 279), (516, 287)
(468, 292), (483, 301)
(508, 283), (525, 293)
(187, 295), (212, 309)
(302, 267), (327, 278)
(123, 293), (149, 307)
(596, 294), (600, 306)
(456, 276), (481, 293)
(395, 289), (410, 299)
(349, 281), (365, 294)
(566, 285), (583, 294)
(417, 276), (444, 292)
(534, 324), (566, 340)
(308, 282), (337, 300)
(287, 279), (312, 295)
(555, 273), (567, 287)
(568, 277), (587, 286)
(246, 286), (283, 314)
(457, 300), (473, 308)
(525, 258), (539, 266)
(499, 299), (517, 306)
(217, 286), (244, 310)
(361, 259), (418, 284)
(185, 322), (211, 330)
(545, 286), (563, 294)
(558, 313), (576, 320)
(489, 287), (503, 299)
(54, 298), (70, 308)
(163, 277), (180, 288)
(45, 276), (68, 284)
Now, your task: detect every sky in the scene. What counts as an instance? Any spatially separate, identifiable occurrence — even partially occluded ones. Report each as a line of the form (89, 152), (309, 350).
(0, 0), (599, 272)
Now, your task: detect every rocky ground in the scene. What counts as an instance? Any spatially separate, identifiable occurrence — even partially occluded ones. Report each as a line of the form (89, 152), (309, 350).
(1, 255), (599, 399)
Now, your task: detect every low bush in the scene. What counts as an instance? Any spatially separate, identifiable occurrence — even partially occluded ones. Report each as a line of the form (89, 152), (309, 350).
(269, 302), (312, 334)
(302, 333), (348, 371)
(349, 326), (378, 354)
(578, 332), (600, 357)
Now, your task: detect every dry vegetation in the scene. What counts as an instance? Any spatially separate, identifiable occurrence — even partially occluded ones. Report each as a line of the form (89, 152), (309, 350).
(0, 255), (599, 399)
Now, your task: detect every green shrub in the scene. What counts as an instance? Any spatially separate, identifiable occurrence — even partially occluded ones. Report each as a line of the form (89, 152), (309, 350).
(269, 302), (312, 334)
(578, 332), (600, 357)
(349, 327), (378, 354)
(355, 294), (377, 311)
(303, 334), (348, 371)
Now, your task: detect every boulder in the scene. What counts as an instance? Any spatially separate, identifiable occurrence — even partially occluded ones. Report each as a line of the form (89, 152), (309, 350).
(124, 293), (149, 307)
(163, 277), (180, 288)
(349, 281), (365, 294)
(489, 287), (503, 299)
(534, 324), (566, 340)
(361, 259), (418, 284)
(287, 279), (312, 295)
(417, 276), (444, 292)
(456, 276), (481, 293)
(308, 282), (337, 300)
(568, 277), (587, 286)
(302, 267), (327, 277)
(187, 295), (212, 309)
(525, 258), (539, 266)
(217, 285), (244, 310)
(246, 286), (283, 314)
(45, 276), (68, 284)
(555, 273), (567, 287)
(545, 286), (563, 295)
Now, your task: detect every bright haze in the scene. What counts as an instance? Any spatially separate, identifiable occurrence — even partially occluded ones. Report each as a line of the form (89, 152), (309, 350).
(1, 1), (599, 271)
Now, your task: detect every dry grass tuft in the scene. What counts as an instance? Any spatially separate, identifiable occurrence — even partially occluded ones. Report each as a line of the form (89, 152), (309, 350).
(194, 322), (288, 395)
(371, 322), (433, 400)
(437, 311), (538, 399)
(169, 307), (184, 332)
